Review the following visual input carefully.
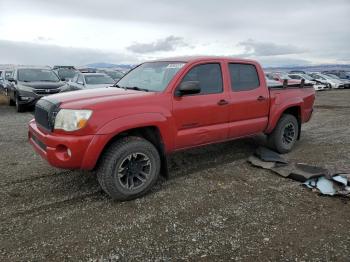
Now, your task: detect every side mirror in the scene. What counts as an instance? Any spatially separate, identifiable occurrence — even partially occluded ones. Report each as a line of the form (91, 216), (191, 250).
(176, 81), (200, 96)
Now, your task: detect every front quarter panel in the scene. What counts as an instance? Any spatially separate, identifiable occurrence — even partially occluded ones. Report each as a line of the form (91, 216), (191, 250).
(96, 112), (176, 153)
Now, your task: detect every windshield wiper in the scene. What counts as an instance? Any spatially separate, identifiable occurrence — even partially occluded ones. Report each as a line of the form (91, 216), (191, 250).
(124, 86), (149, 92)
(113, 84), (123, 88)
(112, 84), (149, 92)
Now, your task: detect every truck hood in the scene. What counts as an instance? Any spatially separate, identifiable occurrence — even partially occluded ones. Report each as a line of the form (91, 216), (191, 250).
(85, 84), (113, 89)
(47, 87), (151, 108)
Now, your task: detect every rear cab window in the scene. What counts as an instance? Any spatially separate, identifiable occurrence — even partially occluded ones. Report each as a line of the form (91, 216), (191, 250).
(228, 63), (260, 91)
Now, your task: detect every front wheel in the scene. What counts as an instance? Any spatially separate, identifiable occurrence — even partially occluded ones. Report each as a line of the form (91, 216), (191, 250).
(268, 114), (299, 154)
(97, 136), (161, 201)
(15, 96), (26, 112)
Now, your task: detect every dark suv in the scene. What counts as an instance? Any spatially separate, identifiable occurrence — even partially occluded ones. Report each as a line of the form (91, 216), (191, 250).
(7, 67), (66, 112)
(53, 66), (78, 82)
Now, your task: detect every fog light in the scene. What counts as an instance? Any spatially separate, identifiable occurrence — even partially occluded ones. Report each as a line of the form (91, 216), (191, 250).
(55, 145), (72, 161)
(20, 96), (31, 101)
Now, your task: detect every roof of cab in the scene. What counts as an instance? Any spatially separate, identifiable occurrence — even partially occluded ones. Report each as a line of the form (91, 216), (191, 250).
(150, 56), (258, 64)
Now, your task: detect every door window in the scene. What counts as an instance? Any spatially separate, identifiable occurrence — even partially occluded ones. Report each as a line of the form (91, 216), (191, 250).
(180, 63), (223, 95)
(229, 63), (260, 91)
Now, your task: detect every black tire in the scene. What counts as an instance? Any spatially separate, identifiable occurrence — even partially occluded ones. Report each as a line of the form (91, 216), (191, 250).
(267, 114), (299, 154)
(9, 97), (15, 106)
(97, 136), (161, 201)
(15, 96), (26, 112)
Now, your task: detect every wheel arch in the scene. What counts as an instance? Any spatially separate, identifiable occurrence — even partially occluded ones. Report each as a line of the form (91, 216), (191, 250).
(95, 126), (169, 178)
(266, 104), (302, 139)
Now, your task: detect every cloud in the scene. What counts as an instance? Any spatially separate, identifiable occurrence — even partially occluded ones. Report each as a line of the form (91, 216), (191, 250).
(238, 39), (306, 57)
(0, 40), (137, 65)
(257, 57), (312, 68)
(35, 36), (53, 42)
(127, 36), (190, 54)
(0, 0), (349, 65)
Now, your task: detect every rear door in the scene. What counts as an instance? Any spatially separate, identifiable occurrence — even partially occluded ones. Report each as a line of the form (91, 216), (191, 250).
(172, 62), (230, 149)
(227, 62), (269, 138)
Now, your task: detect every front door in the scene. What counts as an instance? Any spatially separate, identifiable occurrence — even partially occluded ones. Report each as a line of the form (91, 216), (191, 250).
(172, 63), (230, 149)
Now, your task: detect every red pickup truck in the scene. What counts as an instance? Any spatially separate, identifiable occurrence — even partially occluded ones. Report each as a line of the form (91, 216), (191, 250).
(28, 57), (315, 200)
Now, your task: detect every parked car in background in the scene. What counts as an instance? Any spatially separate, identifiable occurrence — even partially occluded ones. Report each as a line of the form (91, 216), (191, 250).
(77, 67), (97, 73)
(62, 72), (115, 92)
(6, 67), (65, 112)
(308, 73), (344, 89)
(265, 77), (282, 88)
(289, 70), (307, 74)
(0, 69), (14, 95)
(288, 73), (328, 91)
(323, 73), (350, 89)
(322, 70), (350, 80)
(265, 72), (301, 84)
(0, 70), (6, 92)
(53, 66), (78, 82)
(96, 69), (125, 82)
(28, 56), (315, 200)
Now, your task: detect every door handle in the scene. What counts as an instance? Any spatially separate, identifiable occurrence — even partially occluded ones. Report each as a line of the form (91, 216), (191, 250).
(257, 96), (266, 101)
(217, 99), (229, 106)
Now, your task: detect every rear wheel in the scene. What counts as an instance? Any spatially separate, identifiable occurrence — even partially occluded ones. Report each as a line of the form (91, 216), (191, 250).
(97, 136), (161, 201)
(268, 114), (299, 154)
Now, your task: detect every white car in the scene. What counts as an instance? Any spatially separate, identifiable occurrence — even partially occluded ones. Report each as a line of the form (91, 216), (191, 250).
(324, 74), (350, 89)
(63, 73), (115, 92)
(309, 73), (344, 89)
(288, 73), (327, 91)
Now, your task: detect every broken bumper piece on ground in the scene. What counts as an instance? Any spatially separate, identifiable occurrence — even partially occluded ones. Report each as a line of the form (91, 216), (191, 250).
(248, 147), (350, 197)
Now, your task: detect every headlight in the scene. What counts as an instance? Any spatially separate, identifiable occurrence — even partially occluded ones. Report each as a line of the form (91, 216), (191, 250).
(54, 109), (92, 131)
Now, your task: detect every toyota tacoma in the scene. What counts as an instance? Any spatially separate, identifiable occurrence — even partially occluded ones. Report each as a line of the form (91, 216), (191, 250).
(28, 57), (315, 200)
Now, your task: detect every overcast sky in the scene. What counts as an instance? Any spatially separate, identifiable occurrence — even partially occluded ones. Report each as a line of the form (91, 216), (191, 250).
(0, 0), (349, 66)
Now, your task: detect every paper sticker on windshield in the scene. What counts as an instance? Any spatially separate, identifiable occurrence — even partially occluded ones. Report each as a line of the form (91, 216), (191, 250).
(166, 63), (185, 69)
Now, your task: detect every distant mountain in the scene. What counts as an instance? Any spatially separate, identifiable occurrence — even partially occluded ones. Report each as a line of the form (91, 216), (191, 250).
(85, 62), (135, 71)
(264, 64), (350, 72)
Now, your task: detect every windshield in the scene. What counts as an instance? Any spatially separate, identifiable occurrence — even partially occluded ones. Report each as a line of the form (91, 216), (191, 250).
(18, 69), (60, 82)
(85, 74), (115, 85)
(117, 62), (186, 92)
(279, 73), (292, 80)
(58, 68), (77, 80)
(5, 71), (13, 79)
(326, 74), (341, 80)
(104, 71), (124, 80)
(300, 74), (314, 80)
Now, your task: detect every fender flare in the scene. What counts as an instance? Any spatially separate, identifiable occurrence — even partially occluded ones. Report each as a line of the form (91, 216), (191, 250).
(81, 113), (175, 173)
(266, 97), (303, 134)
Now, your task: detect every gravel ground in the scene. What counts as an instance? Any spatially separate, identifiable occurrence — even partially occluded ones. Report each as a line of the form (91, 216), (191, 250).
(0, 90), (350, 261)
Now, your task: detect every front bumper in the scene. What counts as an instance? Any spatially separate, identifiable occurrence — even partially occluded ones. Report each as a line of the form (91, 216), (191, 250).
(17, 88), (61, 106)
(28, 120), (103, 170)
(17, 95), (40, 107)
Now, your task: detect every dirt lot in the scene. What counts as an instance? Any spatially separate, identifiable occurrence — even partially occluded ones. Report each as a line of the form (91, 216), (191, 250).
(0, 90), (350, 261)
